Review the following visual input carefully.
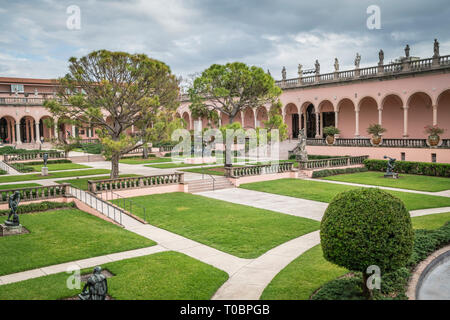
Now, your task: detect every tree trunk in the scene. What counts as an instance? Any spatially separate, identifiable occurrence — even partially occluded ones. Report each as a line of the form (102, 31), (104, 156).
(111, 153), (120, 179)
(362, 272), (373, 300)
(229, 114), (234, 124)
(143, 145), (149, 159)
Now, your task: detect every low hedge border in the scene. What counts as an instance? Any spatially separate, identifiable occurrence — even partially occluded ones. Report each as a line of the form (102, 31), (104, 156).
(312, 167), (368, 178)
(9, 159), (73, 173)
(364, 159), (450, 177)
(0, 201), (75, 216)
(312, 222), (450, 300)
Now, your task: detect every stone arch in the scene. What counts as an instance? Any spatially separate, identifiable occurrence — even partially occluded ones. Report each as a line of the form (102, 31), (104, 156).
(336, 98), (355, 138)
(284, 103), (299, 138)
(182, 112), (191, 130)
(19, 115), (36, 143)
(39, 115), (55, 141)
(358, 96), (378, 138)
(381, 94), (404, 138)
(407, 92), (433, 138)
(256, 106), (268, 128)
(436, 89), (450, 138)
(0, 115), (17, 144)
(243, 107), (255, 129)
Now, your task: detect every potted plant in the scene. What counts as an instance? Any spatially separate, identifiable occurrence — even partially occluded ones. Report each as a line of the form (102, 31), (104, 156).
(367, 124), (386, 146)
(425, 125), (444, 147)
(323, 126), (340, 145)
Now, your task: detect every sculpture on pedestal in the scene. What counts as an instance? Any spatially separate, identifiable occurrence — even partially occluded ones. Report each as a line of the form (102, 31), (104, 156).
(281, 67), (286, 80)
(334, 58), (339, 72)
(5, 191), (20, 227)
(43, 153), (48, 167)
(383, 156), (398, 178)
(355, 53), (361, 69)
(434, 39), (440, 58)
(405, 44), (410, 58)
(295, 129), (308, 162)
(78, 266), (108, 300)
(378, 50), (384, 65)
(315, 60), (320, 74)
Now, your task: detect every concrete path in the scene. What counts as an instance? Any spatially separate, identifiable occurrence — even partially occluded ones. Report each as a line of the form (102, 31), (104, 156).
(0, 245), (166, 285)
(212, 231), (320, 300)
(197, 188), (327, 221)
(306, 178), (450, 197)
(410, 207), (450, 217)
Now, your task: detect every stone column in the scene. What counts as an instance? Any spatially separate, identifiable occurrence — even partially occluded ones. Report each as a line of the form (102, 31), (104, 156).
(16, 122), (21, 144)
(378, 108), (383, 125)
(315, 112), (320, 138)
(432, 105), (438, 126)
(253, 109), (257, 129)
(320, 112), (323, 136)
(354, 108), (360, 137)
(303, 111), (307, 130)
(53, 124), (57, 139)
(334, 111), (339, 129)
(25, 120), (30, 143)
(403, 106), (409, 137)
(218, 111), (222, 127)
(6, 119), (11, 143)
(35, 121), (41, 143)
(71, 125), (76, 137)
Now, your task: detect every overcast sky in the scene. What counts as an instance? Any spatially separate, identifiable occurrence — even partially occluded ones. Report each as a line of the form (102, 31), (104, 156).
(0, 0), (449, 81)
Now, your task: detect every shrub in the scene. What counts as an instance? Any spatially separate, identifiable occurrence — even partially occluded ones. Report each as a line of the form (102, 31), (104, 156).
(367, 124), (386, 136)
(0, 169), (7, 175)
(312, 167), (368, 178)
(80, 143), (103, 154)
(320, 188), (414, 298)
(323, 126), (340, 136)
(0, 201), (75, 215)
(364, 159), (450, 177)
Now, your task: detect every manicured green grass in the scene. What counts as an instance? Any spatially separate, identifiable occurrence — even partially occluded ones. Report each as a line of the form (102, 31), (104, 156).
(322, 171), (450, 192)
(112, 192), (320, 259)
(0, 169), (110, 183)
(145, 162), (208, 169)
(180, 166), (227, 176)
(0, 251), (228, 300)
(0, 183), (42, 190)
(0, 209), (155, 276)
(261, 245), (347, 300)
(58, 174), (139, 190)
(240, 179), (450, 211)
(412, 212), (450, 230)
(29, 163), (92, 172)
(119, 157), (173, 164)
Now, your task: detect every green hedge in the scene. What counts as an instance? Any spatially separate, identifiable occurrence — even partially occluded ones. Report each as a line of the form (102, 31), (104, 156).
(289, 154), (346, 160)
(0, 147), (58, 155)
(0, 201), (75, 216)
(313, 221), (450, 300)
(364, 159), (450, 177)
(80, 143), (103, 154)
(0, 169), (7, 175)
(312, 167), (368, 178)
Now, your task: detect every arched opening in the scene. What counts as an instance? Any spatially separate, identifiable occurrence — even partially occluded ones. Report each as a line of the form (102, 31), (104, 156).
(437, 90), (450, 138)
(39, 116), (54, 142)
(337, 99), (355, 138)
(221, 113), (230, 126)
(0, 116), (16, 144)
(318, 100), (335, 137)
(382, 95), (403, 138)
(407, 92), (433, 138)
(20, 116), (36, 143)
(182, 112), (191, 130)
(358, 97), (378, 138)
(256, 106), (268, 128)
(243, 107), (255, 129)
(284, 103), (299, 138)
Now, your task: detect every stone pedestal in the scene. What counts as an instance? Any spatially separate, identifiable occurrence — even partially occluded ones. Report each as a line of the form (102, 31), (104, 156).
(384, 173), (399, 179)
(0, 223), (23, 236)
(41, 166), (49, 176)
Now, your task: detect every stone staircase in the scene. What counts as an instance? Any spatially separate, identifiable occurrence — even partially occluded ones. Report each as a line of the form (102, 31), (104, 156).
(187, 176), (235, 193)
(70, 154), (105, 163)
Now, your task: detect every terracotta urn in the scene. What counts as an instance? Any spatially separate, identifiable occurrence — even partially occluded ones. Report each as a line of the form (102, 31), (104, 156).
(428, 135), (440, 147)
(371, 135), (382, 146)
(326, 135), (335, 145)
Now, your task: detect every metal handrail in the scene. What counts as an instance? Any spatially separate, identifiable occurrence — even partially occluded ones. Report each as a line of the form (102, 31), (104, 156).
(201, 165), (216, 191)
(106, 189), (148, 223)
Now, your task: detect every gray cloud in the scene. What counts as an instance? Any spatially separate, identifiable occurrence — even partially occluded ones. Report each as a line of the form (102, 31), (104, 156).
(0, 0), (448, 80)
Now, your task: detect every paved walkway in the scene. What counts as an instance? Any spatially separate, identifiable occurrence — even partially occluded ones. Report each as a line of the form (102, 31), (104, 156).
(197, 188), (327, 221)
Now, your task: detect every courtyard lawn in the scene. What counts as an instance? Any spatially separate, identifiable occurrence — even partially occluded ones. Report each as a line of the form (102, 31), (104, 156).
(321, 171), (450, 192)
(0, 183), (42, 190)
(261, 212), (450, 300)
(0, 169), (110, 183)
(112, 192), (320, 259)
(58, 174), (139, 190)
(119, 157), (173, 165)
(240, 179), (450, 211)
(411, 212), (450, 230)
(0, 209), (155, 276)
(261, 244), (347, 300)
(180, 166), (227, 176)
(28, 162), (92, 172)
(0, 251), (228, 300)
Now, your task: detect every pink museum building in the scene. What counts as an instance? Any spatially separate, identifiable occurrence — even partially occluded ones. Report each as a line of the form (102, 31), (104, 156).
(1, 41), (450, 162)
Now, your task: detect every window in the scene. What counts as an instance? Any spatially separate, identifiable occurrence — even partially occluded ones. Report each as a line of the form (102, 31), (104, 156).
(11, 84), (24, 93)
(401, 152), (405, 161)
(431, 153), (437, 163)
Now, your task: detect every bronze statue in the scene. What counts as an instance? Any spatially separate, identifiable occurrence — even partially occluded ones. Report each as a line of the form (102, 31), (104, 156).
(43, 153), (48, 167)
(78, 266), (108, 300)
(5, 191), (20, 226)
(383, 156), (397, 177)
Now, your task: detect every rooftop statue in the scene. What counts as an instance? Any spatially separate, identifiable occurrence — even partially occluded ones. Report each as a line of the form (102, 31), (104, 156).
(405, 44), (410, 58)
(5, 191), (20, 227)
(78, 266), (108, 300)
(298, 64), (303, 77)
(281, 66), (286, 80)
(434, 39), (440, 57)
(315, 60), (320, 74)
(379, 49), (384, 65)
(334, 58), (339, 72)
(355, 53), (361, 68)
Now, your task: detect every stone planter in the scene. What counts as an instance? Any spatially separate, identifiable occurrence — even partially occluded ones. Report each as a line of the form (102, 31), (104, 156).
(428, 135), (440, 147)
(325, 135), (335, 145)
(371, 135), (382, 146)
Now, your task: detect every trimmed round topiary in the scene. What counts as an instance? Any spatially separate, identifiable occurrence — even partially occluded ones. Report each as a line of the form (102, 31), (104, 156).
(320, 188), (414, 289)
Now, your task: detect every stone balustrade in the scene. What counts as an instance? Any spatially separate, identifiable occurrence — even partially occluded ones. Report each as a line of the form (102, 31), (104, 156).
(0, 184), (69, 203)
(297, 156), (369, 170)
(276, 55), (450, 88)
(88, 173), (184, 193)
(225, 162), (294, 178)
(304, 138), (450, 149)
(3, 151), (66, 162)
